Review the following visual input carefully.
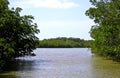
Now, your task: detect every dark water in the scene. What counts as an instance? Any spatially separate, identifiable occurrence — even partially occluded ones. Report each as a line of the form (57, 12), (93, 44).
(0, 48), (120, 78)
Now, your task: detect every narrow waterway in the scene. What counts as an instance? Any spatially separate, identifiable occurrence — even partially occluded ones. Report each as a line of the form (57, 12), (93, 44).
(0, 48), (120, 78)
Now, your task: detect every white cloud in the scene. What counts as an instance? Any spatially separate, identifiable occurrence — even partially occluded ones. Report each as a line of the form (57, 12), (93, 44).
(13, 0), (79, 9)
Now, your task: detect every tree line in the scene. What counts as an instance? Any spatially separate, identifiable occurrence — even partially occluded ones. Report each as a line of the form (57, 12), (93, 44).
(86, 0), (120, 61)
(0, 0), (40, 69)
(38, 37), (92, 48)
(1, 0), (120, 70)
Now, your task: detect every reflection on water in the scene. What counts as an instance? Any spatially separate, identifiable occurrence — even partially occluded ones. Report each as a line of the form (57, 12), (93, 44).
(0, 48), (120, 78)
(92, 55), (120, 78)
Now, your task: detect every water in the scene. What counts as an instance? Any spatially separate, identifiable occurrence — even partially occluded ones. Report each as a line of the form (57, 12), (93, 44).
(0, 48), (120, 78)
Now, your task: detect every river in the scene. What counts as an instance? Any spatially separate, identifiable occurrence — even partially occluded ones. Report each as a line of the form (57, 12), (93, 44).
(0, 48), (120, 78)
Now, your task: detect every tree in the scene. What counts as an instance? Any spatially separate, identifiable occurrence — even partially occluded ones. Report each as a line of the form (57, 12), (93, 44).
(0, 0), (40, 68)
(38, 37), (91, 48)
(86, 0), (120, 60)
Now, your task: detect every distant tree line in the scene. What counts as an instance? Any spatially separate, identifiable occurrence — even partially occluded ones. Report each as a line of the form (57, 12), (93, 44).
(38, 37), (92, 48)
(86, 0), (120, 61)
(0, 0), (40, 69)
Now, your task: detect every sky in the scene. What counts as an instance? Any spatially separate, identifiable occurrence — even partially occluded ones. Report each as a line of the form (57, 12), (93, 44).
(9, 0), (94, 40)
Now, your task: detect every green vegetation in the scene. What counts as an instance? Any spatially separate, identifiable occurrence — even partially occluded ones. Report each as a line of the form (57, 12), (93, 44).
(86, 0), (120, 61)
(38, 37), (92, 48)
(0, 0), (40, 69)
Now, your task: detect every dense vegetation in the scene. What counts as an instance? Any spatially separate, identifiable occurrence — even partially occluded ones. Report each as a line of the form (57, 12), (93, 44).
(0, 0), (40, 69)
(38, 37), (92, 48)
(86, 0), (120, 60)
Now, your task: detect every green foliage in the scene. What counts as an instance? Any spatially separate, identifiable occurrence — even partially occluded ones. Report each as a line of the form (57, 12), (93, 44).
(0, 0), (40, 68)
(39, 37), (92, 48)
(86, 0), (120, 61)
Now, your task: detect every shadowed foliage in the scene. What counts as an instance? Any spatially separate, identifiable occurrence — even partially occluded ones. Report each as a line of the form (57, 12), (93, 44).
(86, 0), (120, 61)
(0, 0), (40, 69)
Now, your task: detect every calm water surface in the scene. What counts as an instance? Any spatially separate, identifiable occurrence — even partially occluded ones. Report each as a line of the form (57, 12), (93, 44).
(0, 48), (120, 78)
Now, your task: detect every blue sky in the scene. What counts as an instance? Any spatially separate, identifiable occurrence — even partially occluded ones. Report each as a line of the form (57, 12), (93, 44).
(9, 0), (94, 40)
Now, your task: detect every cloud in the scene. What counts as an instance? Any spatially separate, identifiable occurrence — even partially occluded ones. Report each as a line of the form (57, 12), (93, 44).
(13, 0), (79, 9)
